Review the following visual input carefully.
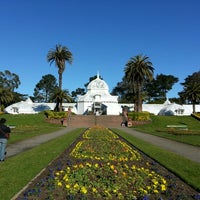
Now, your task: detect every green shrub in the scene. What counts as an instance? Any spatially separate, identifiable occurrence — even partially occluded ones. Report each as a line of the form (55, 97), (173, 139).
(44, 110), (68, 119)
(128, 111), (150, 121)
(191, 113), (200, 121)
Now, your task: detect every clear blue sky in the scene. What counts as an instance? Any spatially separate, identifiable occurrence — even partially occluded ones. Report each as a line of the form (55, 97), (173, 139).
(0, 0), (200, 98)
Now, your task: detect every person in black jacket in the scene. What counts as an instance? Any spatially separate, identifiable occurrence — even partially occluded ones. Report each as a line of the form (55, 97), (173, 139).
(0, 118), (11, 161)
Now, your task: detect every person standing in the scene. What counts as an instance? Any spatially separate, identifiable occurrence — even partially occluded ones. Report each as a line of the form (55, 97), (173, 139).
(0, 118), (11, 161)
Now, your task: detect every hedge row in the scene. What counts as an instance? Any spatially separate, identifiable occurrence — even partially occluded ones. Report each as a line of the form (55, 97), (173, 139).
(128, 111), (150, 121)
(44, 110), (68, 119)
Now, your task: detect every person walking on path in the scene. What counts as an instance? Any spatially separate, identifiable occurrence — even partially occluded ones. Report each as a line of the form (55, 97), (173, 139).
(0, 118), (11, 161)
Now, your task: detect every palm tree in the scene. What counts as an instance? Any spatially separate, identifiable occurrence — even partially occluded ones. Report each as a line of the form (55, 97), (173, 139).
(124, 54), (154, 112)
(51, 88), (73, 112)
(47, 44), (73, 90)
(179, 71), (200, 113)
(179, 82), (200, 113)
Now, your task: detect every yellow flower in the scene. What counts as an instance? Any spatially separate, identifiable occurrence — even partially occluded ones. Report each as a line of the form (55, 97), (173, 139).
(161, 178), (167, 184)
(79, 163), (84, 168)
(86, 162), (91, 167)
(153, 189), (159, 193)
(152, 178), (158, 185)
(124, 164), (128, 168)
(66, 167), (70, 171)
(110, 165), (115, 170)
(74, 183), (79, 189)
(63, 174), (68, 181)
(92, 187), (97, 193)
(131, 165), (136, 170)
(143, 189), (148, 194)
(57, 182), (62, 187)
(81, 186), (87, 194)
(146, 186), (151, 191)
(122, 172), (127, 177)
(65, 184), (70, 189)
(95, 163), (99, 168)
(161, 184), (167, 191)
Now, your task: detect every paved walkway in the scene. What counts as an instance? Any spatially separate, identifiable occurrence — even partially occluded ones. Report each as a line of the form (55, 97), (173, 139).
(6, 127), (77, 158)
(6, 127), (200, 163)
(118, 127), (200, 163)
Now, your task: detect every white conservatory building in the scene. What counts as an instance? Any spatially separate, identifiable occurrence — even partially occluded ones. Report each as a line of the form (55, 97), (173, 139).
(4, 74), (200, 116)
(76, 74), (119, 115)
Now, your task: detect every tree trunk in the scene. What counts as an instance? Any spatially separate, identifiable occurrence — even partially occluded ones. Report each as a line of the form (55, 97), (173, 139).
(136, 83), (142, 112)
(192, 103), (196, 113)
(59, 100), (63, 112)
(58, 72), (62, 89)
(54, 100), (59, 112)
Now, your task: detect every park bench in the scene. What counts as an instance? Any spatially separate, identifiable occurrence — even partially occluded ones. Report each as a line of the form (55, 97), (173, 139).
(166, 125), (188, 130)
(8, 125), (16, 129)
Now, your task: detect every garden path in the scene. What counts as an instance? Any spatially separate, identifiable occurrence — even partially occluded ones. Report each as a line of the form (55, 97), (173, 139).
(6, 127), (200, 163)
(6, 127), (77, 158)
(118, 127), (200, 163)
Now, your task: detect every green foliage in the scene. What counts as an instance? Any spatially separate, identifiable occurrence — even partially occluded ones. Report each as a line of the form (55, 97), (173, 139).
(71, 87), (86, 101)
(191, 113), (200, 121)
(33, 74), (58, 102)
(0, 87), (14, 108)
(179, 71), (200, 108)
(47, 44), (73, 90)
(44, 110), (68, 119)
(145, 74), (178, 101)
(51, 88), (73, 111)
(0, 70), (27, 108)
(194, 113), (200, 117)
(128, 111), (150, 121)
(111, 77), (136, 103)
(124, 54), (154, 112)
(0, 70), (21, 91)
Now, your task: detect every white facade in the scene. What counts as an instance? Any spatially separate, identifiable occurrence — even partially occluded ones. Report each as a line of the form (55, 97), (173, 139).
(77, 75), (119, 115)
(4, 75), (200, 116)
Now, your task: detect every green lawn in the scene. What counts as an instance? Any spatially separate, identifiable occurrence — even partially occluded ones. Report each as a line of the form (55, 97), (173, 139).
(134, 115), (200, 146)
(1, 113), (64, 144)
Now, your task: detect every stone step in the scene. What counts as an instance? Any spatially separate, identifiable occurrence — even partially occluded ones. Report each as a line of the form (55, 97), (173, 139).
(68, 115), (123, 128)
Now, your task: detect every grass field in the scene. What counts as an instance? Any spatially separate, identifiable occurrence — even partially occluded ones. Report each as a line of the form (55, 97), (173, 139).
(134, 115), (200, 146)
(1, 113), (64, 144)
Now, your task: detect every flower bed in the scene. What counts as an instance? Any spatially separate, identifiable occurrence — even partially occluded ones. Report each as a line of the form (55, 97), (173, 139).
(16, 126), (199, 200)
(156, 128), (200, 135)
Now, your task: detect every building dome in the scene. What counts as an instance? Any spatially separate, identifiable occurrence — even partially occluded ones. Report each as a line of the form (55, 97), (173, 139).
(87, 75), (109, 91)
